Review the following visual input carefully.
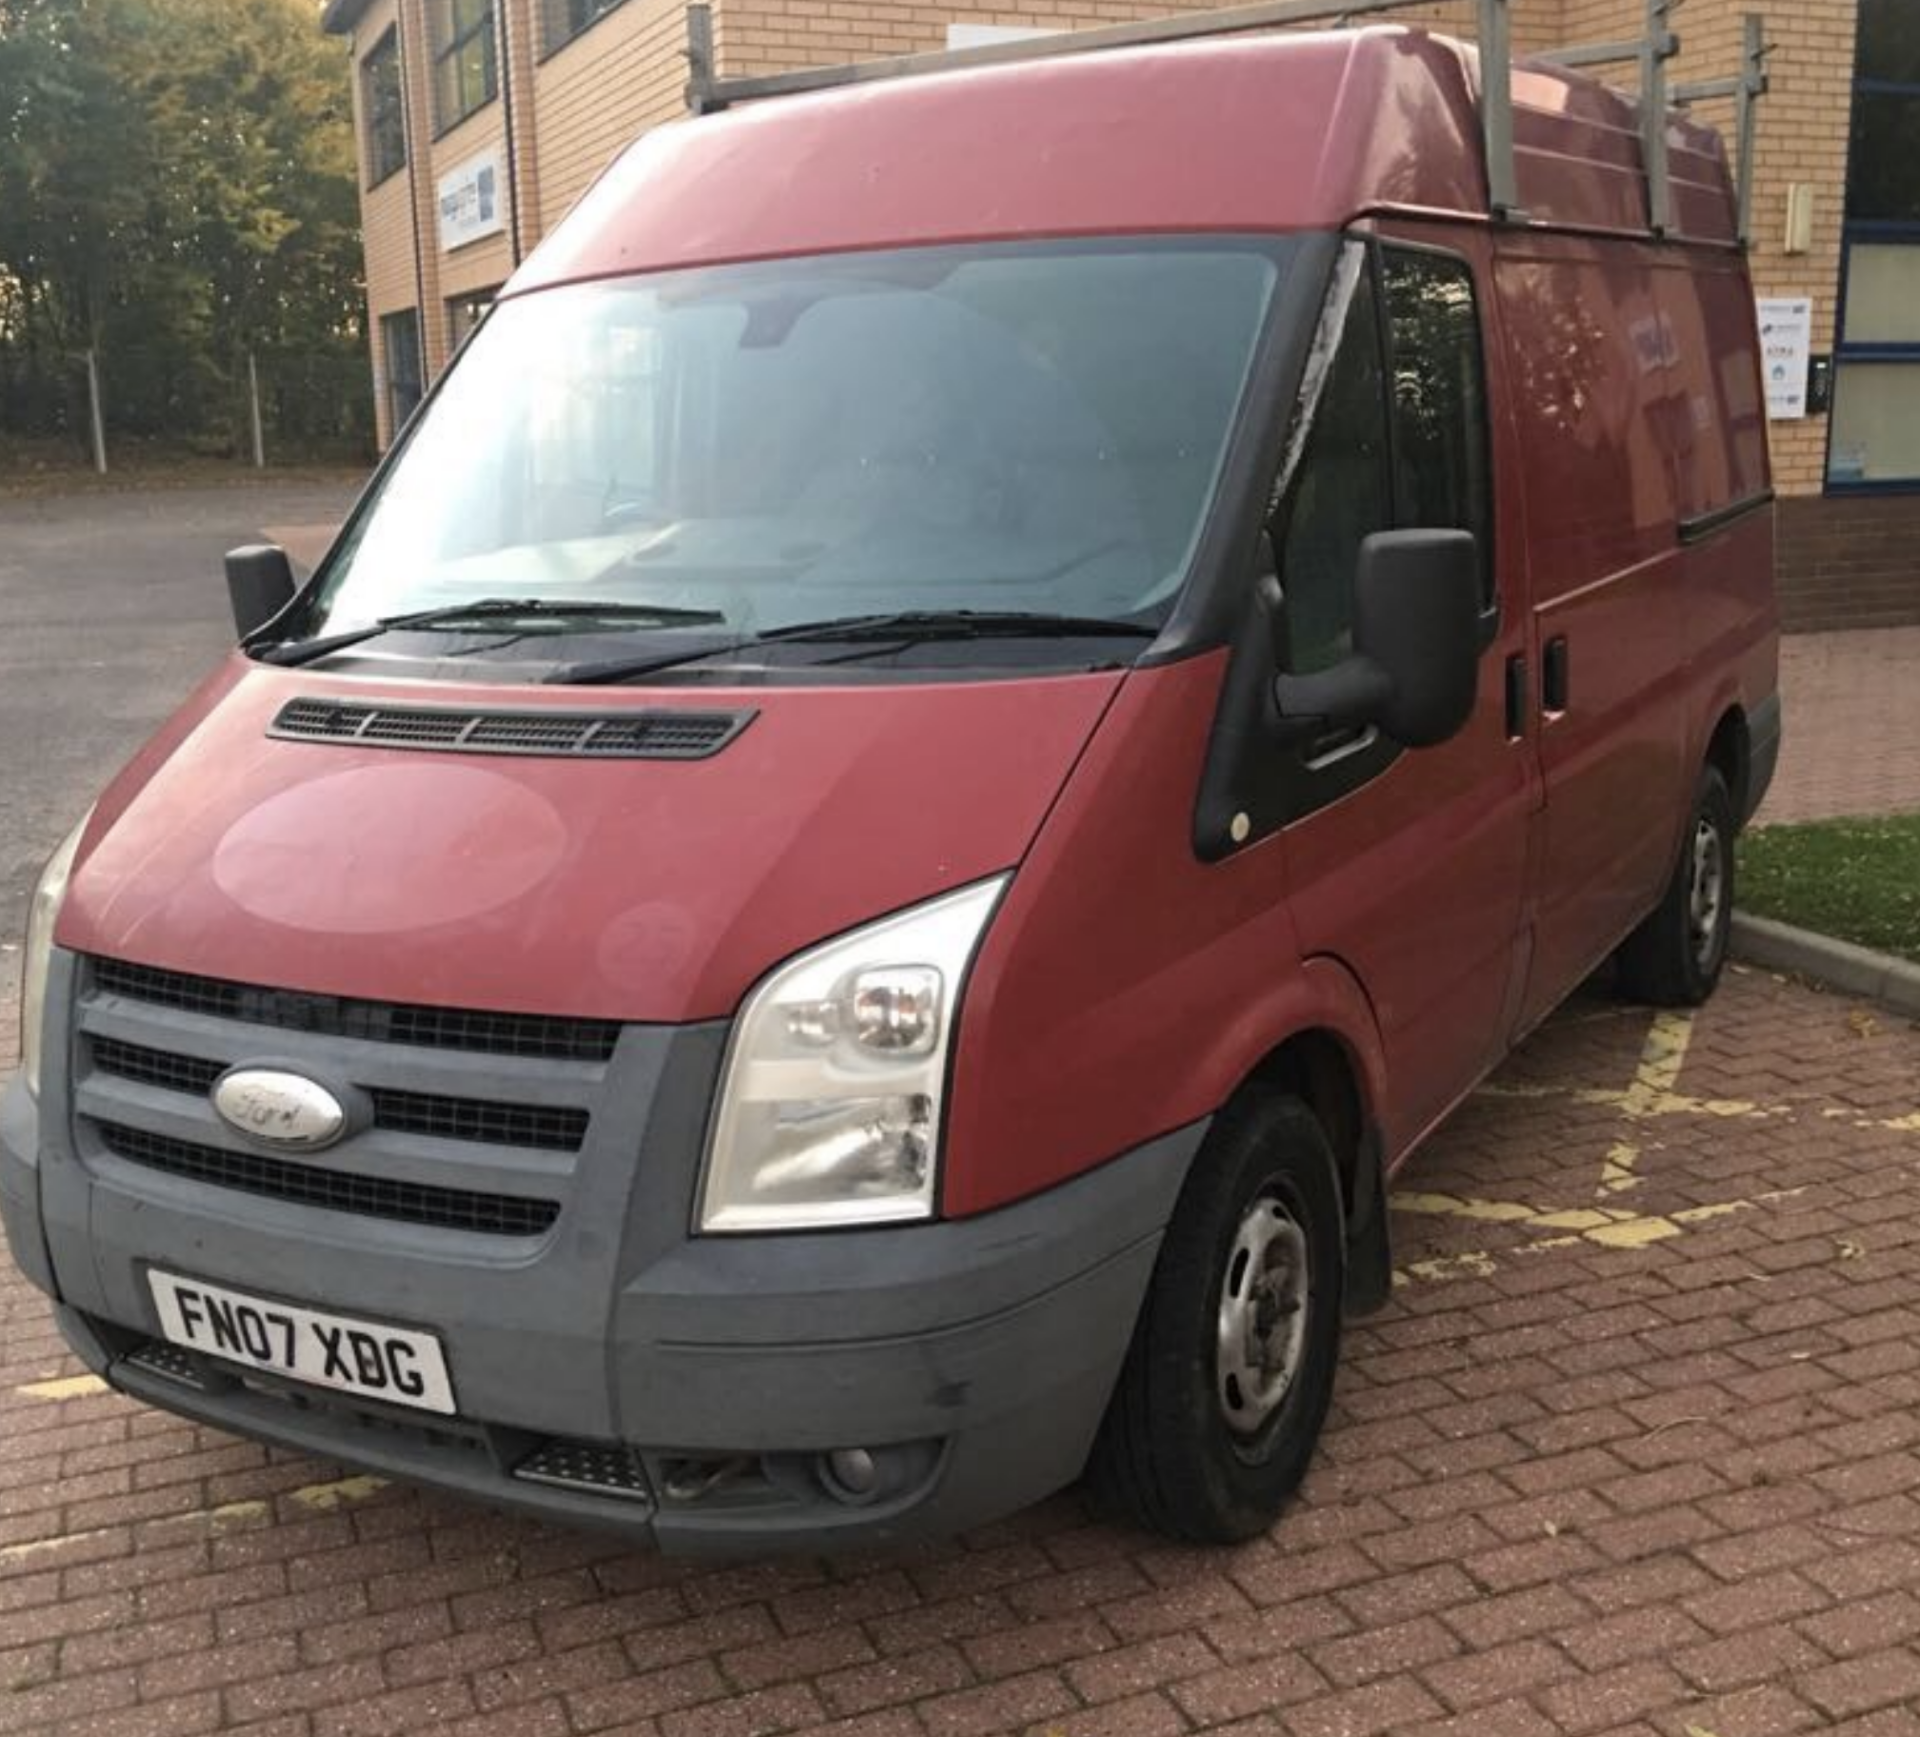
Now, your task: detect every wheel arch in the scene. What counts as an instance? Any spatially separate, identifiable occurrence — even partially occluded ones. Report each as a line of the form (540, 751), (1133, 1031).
(1217, 978), (1394, 1315)
(1704, 703), (1752, 828)
(1242, 1028), (1365, 1203)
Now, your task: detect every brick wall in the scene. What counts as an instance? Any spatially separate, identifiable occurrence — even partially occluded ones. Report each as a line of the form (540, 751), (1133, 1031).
(531, 0), (690, 235)
(1776, 495), (1920, 632)
(346, 0), (417, 451)
(1717, 0), (1856, 501)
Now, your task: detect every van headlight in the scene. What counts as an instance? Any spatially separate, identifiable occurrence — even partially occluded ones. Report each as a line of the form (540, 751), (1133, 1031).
(21, 813), (89, 1100)
(699, 877), (1007, 1232)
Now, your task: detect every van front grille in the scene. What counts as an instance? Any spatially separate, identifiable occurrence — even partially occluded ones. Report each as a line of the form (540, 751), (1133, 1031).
(89, 1037), (591, 1153)
(95, 1122), (561, 1238)
(270, 697), (752, 761)
(91, 958), (619, 1062)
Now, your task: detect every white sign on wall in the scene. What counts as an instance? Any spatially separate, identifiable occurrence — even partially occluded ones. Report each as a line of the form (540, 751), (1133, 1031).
(1756, 296), (1813, 420)
(437, 149), (505, 252)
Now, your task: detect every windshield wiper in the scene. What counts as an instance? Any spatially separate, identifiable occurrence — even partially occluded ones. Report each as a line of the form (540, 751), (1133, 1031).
(547, 609), (1158, 686)
(255, 599), (728, 668)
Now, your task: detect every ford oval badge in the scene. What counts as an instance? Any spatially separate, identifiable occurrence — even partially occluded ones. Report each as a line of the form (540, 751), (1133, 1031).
(211, 1068), (347, 1151)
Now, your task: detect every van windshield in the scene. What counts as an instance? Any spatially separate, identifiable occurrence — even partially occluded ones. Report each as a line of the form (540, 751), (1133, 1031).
(298, 238), (1292, 673)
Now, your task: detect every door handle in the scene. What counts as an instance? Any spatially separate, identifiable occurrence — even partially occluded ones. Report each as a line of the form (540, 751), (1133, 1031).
(1542, 636), (1570, 713)
(1504, 653), (1528, 740)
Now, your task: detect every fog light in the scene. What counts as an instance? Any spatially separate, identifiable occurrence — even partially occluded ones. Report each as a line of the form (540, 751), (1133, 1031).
(821, 1447), (880, 1502)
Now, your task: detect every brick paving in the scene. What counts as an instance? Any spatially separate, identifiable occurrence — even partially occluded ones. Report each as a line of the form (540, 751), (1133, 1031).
(1760, 625), (1920, 824)
(6, 962), (1920, 1735)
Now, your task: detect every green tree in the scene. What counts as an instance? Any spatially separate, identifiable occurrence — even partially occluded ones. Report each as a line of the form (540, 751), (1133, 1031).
(0, 0), (367, 458)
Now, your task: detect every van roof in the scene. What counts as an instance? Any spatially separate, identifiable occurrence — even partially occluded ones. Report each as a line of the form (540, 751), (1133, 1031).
(508, 25), (1738, 299)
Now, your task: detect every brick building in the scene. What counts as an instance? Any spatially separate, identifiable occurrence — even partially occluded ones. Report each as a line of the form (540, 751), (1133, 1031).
(320, 0), (1915, 629)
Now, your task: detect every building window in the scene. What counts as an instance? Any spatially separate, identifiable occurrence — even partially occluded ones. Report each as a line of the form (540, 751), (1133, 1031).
(447, 288), (498, 354)
(431, 0), (497, 133)
(543, 0), (627, 56)
(361, 28), (406, 188)
(382, 310), (425, 436)
(1829, 0), (1920, 488)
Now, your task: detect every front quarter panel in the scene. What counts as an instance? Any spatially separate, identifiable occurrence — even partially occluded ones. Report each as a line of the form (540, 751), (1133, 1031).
(942, 654), (1389, 1216)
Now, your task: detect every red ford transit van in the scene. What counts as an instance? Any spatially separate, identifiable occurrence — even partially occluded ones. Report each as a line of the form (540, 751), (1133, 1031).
(3, 11), (1779, 1549)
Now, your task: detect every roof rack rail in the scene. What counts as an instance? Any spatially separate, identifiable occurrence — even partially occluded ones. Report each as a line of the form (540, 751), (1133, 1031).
(683, 0), (1770, 244)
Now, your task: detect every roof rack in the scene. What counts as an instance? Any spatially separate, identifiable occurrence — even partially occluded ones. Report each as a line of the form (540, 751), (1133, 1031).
(682, 0), (1771, 244)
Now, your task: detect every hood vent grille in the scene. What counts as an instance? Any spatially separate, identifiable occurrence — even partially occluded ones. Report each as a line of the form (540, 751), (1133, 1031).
(270, 698), (752, 760)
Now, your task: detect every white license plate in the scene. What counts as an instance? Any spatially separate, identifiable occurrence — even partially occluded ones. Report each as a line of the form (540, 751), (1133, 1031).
(147, 1270), (456, 1415)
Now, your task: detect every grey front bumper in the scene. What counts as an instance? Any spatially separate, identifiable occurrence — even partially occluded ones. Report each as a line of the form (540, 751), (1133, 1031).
(2, 982), (1200, 1550)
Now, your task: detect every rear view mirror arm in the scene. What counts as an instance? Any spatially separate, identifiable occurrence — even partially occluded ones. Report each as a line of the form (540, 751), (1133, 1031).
(1273, 659), (1394, 736)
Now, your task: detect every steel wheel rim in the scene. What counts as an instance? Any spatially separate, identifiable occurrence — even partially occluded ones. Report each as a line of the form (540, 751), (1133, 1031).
(1688, 818), (1725, 970)
(1216, 1192), (1311, 1437)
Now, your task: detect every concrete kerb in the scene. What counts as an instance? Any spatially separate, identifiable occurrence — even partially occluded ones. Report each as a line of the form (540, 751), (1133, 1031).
(1731, 909), (1920, 1017)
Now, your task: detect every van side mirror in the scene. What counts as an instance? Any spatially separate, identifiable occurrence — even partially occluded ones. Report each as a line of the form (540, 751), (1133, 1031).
(1273, 529), (1480, 749)
(225, 545), (297, 641)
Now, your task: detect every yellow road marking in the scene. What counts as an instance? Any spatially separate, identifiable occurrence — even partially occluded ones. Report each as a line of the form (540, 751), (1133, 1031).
(1482, 1080), (1777, 1121)
(1391, 1185), (1806, 1278)
(207, 1473), (388, 1526)
(1598, 1011), (1695, 1195)
(0, 1529), (115, 1566)
(1392, 1250), (1499, 1287)
(0, 1472), (390, 1565)
(15, 1374), (110, 1401)
(1823, 1107), (1920, 1135)
(291, 1472), (387, 1510)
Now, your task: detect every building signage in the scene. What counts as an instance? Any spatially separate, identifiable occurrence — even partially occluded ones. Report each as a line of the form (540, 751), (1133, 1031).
(1756, 296), (1813, 420)
(437, 149), (505, 252)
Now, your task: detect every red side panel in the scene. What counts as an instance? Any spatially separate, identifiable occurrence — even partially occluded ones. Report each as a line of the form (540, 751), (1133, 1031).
(943, 655), (1389, 1217)
(1655, 256), (1778, 778)
(1497, 235), (1696, 1023)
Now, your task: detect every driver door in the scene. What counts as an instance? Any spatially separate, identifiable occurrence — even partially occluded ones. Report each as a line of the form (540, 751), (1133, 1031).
(1275, 231), (1537, 1153)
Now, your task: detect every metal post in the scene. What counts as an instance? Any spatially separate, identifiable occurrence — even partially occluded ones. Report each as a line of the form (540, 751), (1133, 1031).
(1734, 13), (1769, 247)
(85, 346), (107, 475)
(247, 350), (266, 469)
(1477, 0), (1520, 221)
(1640, 0), (1673, 236)
(684, 5), (716, 114)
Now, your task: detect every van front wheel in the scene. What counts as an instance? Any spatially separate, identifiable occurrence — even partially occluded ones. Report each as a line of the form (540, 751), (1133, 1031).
(1089, 1094), (1344, 1543)
(1616, 764), (1736, 1007)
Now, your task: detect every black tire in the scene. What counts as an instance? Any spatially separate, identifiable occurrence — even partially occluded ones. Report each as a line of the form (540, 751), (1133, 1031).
(1615, 765), (1736, 1007)
(1088, 1092), (1344, 1544)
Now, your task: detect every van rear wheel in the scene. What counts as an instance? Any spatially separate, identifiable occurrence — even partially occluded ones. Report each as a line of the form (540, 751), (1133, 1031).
(1615, 765), (1736, 1007)
(1088, 1093), (1343, 1543)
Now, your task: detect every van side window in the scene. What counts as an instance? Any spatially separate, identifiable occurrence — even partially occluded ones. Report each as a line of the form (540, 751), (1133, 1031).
(1381, 248), (1494, 608)
(1275, 264), (1393, 673)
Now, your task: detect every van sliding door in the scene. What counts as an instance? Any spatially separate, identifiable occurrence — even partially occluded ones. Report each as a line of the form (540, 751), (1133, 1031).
(1496, 237), (1694, 1029)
